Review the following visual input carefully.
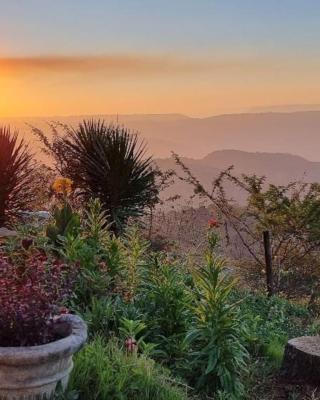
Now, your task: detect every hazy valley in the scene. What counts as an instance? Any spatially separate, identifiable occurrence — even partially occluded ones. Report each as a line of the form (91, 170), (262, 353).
(2, 110), (320, 161)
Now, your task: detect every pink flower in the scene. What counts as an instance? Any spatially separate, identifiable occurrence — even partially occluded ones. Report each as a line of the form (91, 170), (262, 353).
(125, 337), (138, 353)
(98, 261), (108, 271)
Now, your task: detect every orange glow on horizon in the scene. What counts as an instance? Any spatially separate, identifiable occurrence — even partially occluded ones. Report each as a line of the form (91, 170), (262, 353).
(1, 53), (320, 118)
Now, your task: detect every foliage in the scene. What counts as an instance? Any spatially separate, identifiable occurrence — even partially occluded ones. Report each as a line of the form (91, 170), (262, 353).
(62, 221), (148, 311)
(60, 234), (112, 310)
(136, 254), (192, 366)
(82, 198), (111, 244)
(2, 118), (319, 399)
(69, 337), (190, 400)
(236, 292), (311, 356)
(60, 217), (249, 398)
(172, 153), (320, 298)
(47, 195), (112, 313)
(4, 189), (318, 398)
(0, 250), (76, 346)
(119, 226), (149, 301)
(59, 203), (150, 322)
(0, 126), (37, 226)
(46, 177), (80, 245)
(119, 317), (157, 355)
(46, 201), (81, 244)
(51, 384), (79, 400)
(33, 120), (158, 234)
(80, 296), (121, 339)
(238, 179), (320, 296)
(235, 291), (319, 399)
(184, 233), (248, 398)
(26, 164), (55, 212)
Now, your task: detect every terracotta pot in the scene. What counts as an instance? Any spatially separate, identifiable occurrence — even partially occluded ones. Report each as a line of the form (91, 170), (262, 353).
(0, 314), (87, 400)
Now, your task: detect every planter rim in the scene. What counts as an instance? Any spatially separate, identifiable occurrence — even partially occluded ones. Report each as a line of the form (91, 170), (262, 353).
(0, 314), (87, 366)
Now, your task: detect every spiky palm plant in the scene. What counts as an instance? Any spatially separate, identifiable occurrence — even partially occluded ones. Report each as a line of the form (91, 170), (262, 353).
(0, 126), (36, 226)
(35, 120), (158, 233)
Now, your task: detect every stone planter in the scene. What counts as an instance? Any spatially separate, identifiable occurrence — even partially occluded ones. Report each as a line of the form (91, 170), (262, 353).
(0, 314), (87, 400)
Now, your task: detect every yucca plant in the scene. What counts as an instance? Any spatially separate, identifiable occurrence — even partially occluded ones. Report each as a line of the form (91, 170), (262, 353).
(0, 126), (36, 226)
(33, 120), (158, 234)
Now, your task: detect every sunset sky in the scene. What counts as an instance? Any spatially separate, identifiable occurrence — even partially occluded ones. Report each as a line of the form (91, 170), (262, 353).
(1, 0), (320, 117)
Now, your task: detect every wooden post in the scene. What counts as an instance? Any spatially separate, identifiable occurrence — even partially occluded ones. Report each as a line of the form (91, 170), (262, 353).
(263, 230), (273, 296)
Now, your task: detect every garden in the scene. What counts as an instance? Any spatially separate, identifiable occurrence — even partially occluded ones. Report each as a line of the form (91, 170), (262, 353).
(1, 121), (320, 399)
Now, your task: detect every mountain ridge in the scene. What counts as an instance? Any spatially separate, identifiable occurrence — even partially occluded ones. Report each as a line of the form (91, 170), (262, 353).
(2, 110), (320, 161)
(155, 149), (320, 204)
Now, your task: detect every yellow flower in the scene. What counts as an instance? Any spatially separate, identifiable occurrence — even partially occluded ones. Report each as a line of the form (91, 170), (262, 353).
(52, 177), (73, 195)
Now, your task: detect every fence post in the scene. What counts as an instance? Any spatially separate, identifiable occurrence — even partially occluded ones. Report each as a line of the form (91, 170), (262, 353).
(263, 230), (273, 296)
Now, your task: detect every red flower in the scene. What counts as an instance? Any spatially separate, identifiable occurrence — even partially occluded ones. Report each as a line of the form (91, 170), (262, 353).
(208, 218), (219, 229)
(58, 306), (70, 314)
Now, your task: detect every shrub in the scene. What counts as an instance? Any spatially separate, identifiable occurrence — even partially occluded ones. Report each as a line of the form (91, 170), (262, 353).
(60, 232), (124, 310)
(119, 226), (149, 301)
(173, 154), (320, 298)
(0, 250), (75, 346)
(80, 296), (119, 338)
(60, 213), (148, 314)
(82, 198), (111, 245)
(34, 120), (158, 234)
(69, 337), (189, 400)
(136, 254), (192, 366)
(236, 291), (311, 356)
(184, 233), (248, 398)
(46, 177), (80, 245)
(0, 126), (37, 226)
(46, 201), (80, 244)
(69, 224), (148, 310)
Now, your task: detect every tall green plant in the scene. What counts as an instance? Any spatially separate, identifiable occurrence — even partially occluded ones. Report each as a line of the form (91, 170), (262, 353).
(136, 255), (192, 366)
(46, 202), (80, 244)
(83, 198), (111, 244)
(0, 126), (36, 226)
(121, 226), (149, 301)
(185, 232), (248, 398)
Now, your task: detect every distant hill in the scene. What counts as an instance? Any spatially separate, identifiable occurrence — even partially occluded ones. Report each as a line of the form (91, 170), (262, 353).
(247, 104), (320, 113)
(2, 110), (320, 204)
(155, 150), (320, 204)
(2, 110), (320, 161)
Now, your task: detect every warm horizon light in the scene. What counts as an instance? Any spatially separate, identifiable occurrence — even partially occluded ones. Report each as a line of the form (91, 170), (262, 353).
(1, 0), (320, 117)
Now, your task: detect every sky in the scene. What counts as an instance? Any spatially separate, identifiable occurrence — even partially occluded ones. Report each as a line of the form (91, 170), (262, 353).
(1, 0), (320, 117)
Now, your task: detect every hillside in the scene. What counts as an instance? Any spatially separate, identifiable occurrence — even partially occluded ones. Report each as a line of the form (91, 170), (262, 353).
(156, 150), (320, 204)
(2, 110), (320, 161)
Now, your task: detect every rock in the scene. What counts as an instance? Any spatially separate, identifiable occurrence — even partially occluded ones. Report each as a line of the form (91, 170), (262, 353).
(21, 211), (51, 220)
(0, 227), (17, 238)
(281, 336), (320, 384)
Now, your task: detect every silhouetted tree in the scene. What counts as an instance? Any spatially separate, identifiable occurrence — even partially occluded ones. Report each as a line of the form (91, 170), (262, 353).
(34, 120), (158, 233)
(0, 126), (36, 226)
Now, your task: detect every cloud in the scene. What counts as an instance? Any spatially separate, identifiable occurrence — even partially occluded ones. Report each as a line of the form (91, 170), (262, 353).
(0, 53), (282, 79)
(0, 54), (217, 77)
